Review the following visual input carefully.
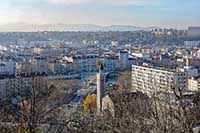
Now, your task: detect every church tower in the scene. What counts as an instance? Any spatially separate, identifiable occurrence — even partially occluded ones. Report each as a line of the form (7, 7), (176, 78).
(97, 63), (105, 113)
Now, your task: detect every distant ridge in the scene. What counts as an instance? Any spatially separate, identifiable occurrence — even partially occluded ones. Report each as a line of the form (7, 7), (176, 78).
(0, 23), (158, 32)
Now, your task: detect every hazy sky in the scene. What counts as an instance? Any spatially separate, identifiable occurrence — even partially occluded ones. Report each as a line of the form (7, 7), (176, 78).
(0, 0), (199, 28)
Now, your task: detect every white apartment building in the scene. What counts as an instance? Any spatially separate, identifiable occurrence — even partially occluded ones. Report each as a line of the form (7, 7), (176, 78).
(188, 77), (200, 91)
(65, 54), (98, 73)
(132, 65), (187, 96)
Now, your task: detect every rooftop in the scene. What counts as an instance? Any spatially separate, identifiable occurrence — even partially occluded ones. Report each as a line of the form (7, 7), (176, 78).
(132, 64), (184, 73)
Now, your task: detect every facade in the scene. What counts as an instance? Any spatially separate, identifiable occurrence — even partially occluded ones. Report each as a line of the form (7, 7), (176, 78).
(64, 52), (135, 75)
(132, 65), (187, 96)
(48, 60), (66, 74)
(33, 57), (48, 74)
(16, 60), (33, 76)
(119, 51), (129, 69)
(104, 57), (118, 72)
(67, 55), (98, 73)
(16, 57), (48, 76)
(0, 76), (48, 98)
(188, 77), (200, 91)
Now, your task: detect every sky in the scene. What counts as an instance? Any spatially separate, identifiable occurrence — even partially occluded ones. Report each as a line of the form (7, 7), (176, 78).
(0, 0), (199, 29)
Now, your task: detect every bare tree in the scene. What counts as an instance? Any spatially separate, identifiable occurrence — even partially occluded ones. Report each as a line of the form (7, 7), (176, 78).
(0, 76), (78, 132)
(66, 86), (198, 133)
(117, 71), (132, 92)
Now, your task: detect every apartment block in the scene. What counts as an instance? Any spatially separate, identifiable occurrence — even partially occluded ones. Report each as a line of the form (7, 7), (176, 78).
(132, 65), (187, 96)
(188, 77), (200, 91)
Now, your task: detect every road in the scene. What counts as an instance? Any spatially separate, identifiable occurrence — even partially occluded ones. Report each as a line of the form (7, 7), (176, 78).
(70, 73), (97, 105)
(55, 74), (97, 121)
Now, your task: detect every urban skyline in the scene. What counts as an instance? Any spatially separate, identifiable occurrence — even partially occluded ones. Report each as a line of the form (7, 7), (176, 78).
(1, 1), (200, 132)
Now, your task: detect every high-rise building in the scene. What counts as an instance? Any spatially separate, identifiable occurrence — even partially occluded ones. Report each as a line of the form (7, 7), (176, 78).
(132, 65), (187, 96)
(188, 77), (200, 91)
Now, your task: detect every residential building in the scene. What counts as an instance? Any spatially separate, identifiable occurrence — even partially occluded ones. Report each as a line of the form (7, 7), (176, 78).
(104, 57), (118, 72)
(119, 51), (129, 69)
(66, 54), (98, 73)
(188, 77), (200, 91)
(0, 76), (48, 98)
(132, 64), (187, 96)
(33, 57), (48, 74)
(16, 60), (33, 76)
